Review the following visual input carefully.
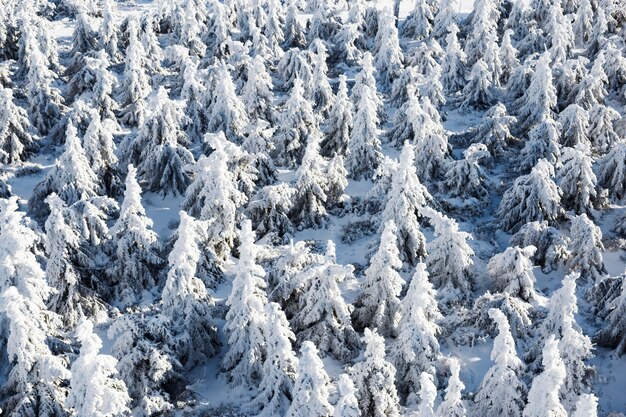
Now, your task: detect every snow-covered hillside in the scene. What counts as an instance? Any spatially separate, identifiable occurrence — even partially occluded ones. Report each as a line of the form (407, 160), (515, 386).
(1, 0), (626, 416)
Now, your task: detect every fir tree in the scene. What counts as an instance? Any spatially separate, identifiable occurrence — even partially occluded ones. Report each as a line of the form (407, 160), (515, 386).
(242, 55), (274, 122)
(286, 342), (334, 417)
(516, 118), (562, 173)
(289, 241), (360, 361)
(572, 394), (598, 417)
(321, 75), (352, 158)
(574, 0), (594, 45)
(516, 53), (557, 132)
(474, 309), (527, 417)
(222, 219), (269, 386)
(207, 63), (249, 142)
(119, 17), (151, 127)
(82, 112), (121, 196)
(442, 143), (490, 212)
(247, 184), (295, 244)
(106, 165), (163, 309)
(416, 372), (437, 416)
(101, 0), (120, 62)
(246, 302), (298, 417)
(389, 263), (442, 402)
(558, 103), (590, 148)
(588, 104), (620, 153)
(487, 246), (539, 302)
(598, 142), (626, 202)
(274, 78), (318, 167)
(0, 87), (37, 164)
(523, 336), (568, 417)
(374, 9), (403, 93)
(558, 144), (599, 215)
(438, 358), (467, 417)
(381, 142), (431, 265)
(310, 39), (334, 116)
(350, 328), (400, 417)
(353, 222), (405, 337)
(67, 319), (131, 417)
(422, 208), (474, 305)
(402, 0), (433, 40)
(568, 213), (606, 281)
(433, 0), (458, 41)
(442, 24), (467, 95)
(497, 159), (564, 233)
(29, 121), (100, 218)
(333, 374), (360, 417)
(346, 77), (383, 180)
(573, 55), (608, 110)
(461, 58), (494, 110)
(462, 104), (517, 157)
(161, 211), (219, 370)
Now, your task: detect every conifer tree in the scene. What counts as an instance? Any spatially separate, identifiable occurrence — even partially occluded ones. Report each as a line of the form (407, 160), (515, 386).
(416, 372), (437, 416)
(286, 342), (334, 417)
(67, 318), (131, 417)
(101, 0), (120, 62)
(573, 55), (608, 110)
(442, 24), (467, 95)
(242, 55), (274, 122)
(500, 29), (520, 85)
(461, 58), (494, 110)
(0, 286), (69, 417)
(222, 219), (269, 386)
(497, 159), (564, 233)
(433, 0), (458, 41)
(290, 131), (328, 230)
(207, 63), (249, 142)
(422, 208), (474, 305)
(381, 142), (431, 265)
(310, 40), (334, 116)
(180, 57), (208, 143)
(474, 309), (526, 417)
(246, 302), (298, 417)
(588, 104), (620, 153)
(402, 0), (433, 40)
(275, 78), (318, 167)
(438, 358), (467, 417)
(442, 143), (490, 211)
(106, 165), (163, 308)
(0, 88), (37, 164)
(558, 103), (590, 148)
(389, 263), (442, 401)
(517, 53), (557, 132)
(568, 214), (606, 281)
(374, 9), (403, 92)
(351, 53), (383, 116)
(574, 0), (594, 45)
(487, 246), (539, 302)
(130, 87), (194, 196)
(516, 118), (562, 173)
(119, 17), (151, 127)
(83, 112), (121, 195)
(247, 184), (295, 244)
(283, 0), (306, 48)
(353, 222), (405, 337)
(346, 76), (383, 180)
(333, 374), (360, 417)
(598, 142), (626, 202)
(182, 147), (246, 258)
(67, 10), (99, 75)
(558, 144), (599, 215)
(462, 104), (517, 157)
(572, 394), (598, 417)
(523, 336), (568, 417)
(289, 241), (360, 360)
(29, 122), (100, 218)
(161, 211), (219, 370)
(350, 328), (400, 417)
(26, 36), (63, 136)
(321, 75), (352, 158)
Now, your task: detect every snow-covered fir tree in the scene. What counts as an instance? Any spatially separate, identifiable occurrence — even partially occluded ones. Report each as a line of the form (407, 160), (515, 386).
(350, 328), (400, 417)
(474, 308), (527, 417)
(333, 374), (360, 417)
(274, 78), (319, 167)
(516, 53), (557, 132)
(321, 75), (352, 158)
(438, 357), (467, 417)
(442, 143), (490, 212)
(572, 394), (598, 417)
(461, 58), (494, 110)
(523, 335), (568, 417)
(516, 118), (562, 173)
(222, 219), (268, 386)
(381, 142), (431, 265)
(246, 302), (298, 417)
(389, 262), (442, 402)
(374, 9), (403, 93)
(310, 40), (334, 116)
(119, 17), (151, 127)
(67, 318), (131, 417)
(347, 68), (383, 180)
(161, 210), (219, 370)
(353, 221), (405, 337)
(402, 0), (433, 40)
(29, 121), (100, 218)
(207, 63), (249, 142)
(106, 165), (163, 309)
(0, 88), (37, 164)
(442, 24), (467, 95)
(497, 159), (564, 233)
(558, 103), (590, 148)
(242, 55), (274, 122)
(568, 213), (606, 281)
(101, 0), (120, 62)
(488, 246), (539, 302)
(588, 104), (621, 154)
(599, 143), (626, 202)
(558, 144), (599, 215)
(247, 183), (295, 244)
(82, 112), (121, 195)
(416, 372), (437, 417)
(286, 342), (333, 417)
(421, 208), (474, 305)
